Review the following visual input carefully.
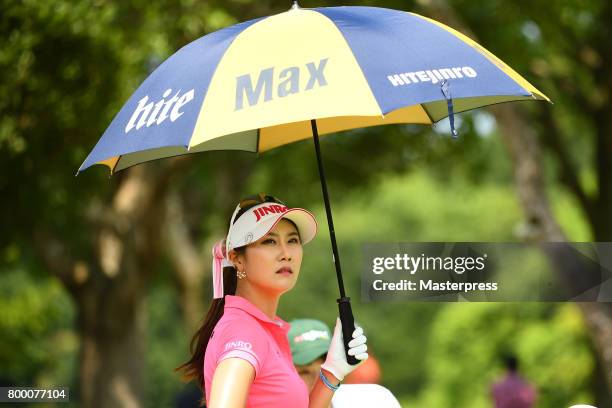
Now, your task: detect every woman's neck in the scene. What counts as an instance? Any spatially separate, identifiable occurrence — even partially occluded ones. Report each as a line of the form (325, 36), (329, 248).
(235, 285), (280, 320)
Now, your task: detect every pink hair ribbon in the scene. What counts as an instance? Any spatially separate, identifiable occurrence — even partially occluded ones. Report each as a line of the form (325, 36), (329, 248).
(212, 240), (232, 299)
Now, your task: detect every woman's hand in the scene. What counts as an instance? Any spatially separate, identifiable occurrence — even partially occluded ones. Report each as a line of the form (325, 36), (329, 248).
(320, 318), (368, 381)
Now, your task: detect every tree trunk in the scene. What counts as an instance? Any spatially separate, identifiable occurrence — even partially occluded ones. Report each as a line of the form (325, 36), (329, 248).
(36, 163), (179, 407)
(75, 233), (150, 407)
(579, 303), (612, 406)
(78, 280), (146, 408)
(166, 190), (206, 332)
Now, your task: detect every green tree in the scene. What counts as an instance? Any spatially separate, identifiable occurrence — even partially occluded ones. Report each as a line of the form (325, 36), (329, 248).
(419, 303), (594, 407)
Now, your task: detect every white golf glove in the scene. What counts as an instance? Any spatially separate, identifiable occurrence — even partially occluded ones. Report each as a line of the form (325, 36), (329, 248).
(320, 318), (368, 381)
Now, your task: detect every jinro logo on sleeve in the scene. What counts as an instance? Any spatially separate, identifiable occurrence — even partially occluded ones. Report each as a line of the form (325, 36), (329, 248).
(224, 340), (253, 351)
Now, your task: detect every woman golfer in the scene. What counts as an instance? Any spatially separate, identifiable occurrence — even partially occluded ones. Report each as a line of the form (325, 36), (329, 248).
(178, 194), (368, 407)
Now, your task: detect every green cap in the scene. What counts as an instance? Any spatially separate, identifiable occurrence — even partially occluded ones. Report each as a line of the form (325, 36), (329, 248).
(288, 319), (332, 366)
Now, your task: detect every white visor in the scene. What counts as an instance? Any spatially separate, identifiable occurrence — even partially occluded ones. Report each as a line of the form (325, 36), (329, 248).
(226, 202), (318, 254)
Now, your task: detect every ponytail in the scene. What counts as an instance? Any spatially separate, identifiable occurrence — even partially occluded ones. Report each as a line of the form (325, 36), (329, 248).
(175, 245), (245, 402)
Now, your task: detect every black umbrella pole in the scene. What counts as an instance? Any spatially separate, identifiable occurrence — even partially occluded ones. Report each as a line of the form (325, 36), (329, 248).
(310, 119), (360, 366)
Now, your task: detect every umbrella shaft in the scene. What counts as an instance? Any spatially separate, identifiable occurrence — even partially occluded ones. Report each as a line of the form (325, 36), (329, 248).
(310, 119), (346, 299)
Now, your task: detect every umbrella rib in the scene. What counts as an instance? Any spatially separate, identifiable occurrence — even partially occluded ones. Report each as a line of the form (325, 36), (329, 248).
(420, 104), (435, 124)
(111, 155), (121, 175)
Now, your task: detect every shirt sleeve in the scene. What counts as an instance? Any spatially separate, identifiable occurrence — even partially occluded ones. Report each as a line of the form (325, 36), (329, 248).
(214, 318), (269, 378)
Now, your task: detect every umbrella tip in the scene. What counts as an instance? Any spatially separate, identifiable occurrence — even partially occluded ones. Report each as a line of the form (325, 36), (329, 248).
(290, 1), (300, 10)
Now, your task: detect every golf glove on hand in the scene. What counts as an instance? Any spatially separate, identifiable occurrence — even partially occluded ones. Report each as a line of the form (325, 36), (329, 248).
(320, 318), (368, 381)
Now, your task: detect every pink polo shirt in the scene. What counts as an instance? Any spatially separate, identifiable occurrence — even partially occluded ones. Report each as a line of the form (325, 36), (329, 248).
(204, 295), (309, 408)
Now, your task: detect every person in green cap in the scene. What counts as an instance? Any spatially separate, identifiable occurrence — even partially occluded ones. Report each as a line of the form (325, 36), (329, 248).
(289, 319), (401, 408)
(289, 319), (334, 390)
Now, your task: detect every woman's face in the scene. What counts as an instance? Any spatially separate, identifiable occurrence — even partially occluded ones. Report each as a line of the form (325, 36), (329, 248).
(233, 219), (303, 296)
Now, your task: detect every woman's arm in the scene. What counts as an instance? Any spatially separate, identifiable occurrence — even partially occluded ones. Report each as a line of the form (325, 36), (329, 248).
(308, 368), (340, 408)
(208, 358), (255, 408)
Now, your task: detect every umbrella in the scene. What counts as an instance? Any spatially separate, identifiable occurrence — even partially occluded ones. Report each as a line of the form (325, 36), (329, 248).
(77, 3), (550, 364)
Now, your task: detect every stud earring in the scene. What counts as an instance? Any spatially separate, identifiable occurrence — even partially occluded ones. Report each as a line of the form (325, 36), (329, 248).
(237, 269), (246, 279)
